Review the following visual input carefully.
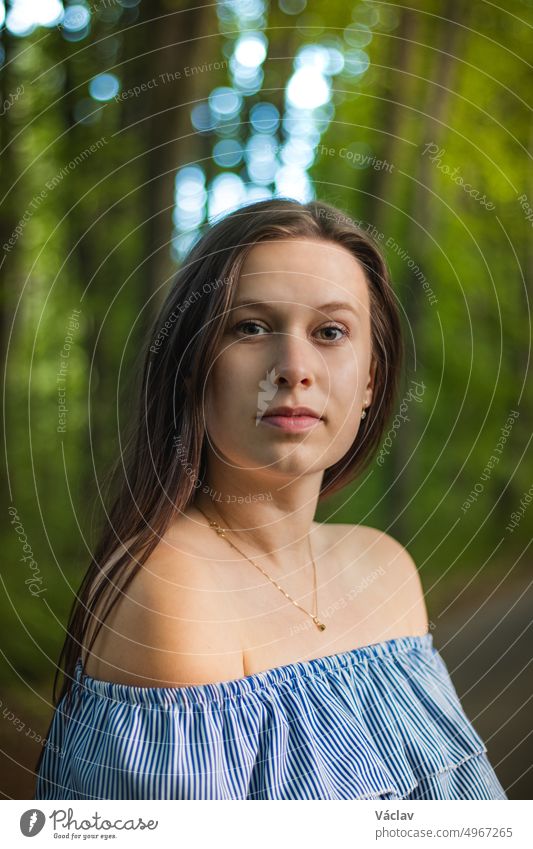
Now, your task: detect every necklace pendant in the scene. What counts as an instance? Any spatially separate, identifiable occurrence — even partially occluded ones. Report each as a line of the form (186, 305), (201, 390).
(198, 505), (323, 633)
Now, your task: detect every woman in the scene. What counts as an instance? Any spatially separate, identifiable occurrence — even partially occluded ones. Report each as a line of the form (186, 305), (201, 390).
(35, 197), (507, 800)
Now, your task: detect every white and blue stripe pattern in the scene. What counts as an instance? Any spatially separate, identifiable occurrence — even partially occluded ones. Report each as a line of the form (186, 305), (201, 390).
(35, 633), (508, 800)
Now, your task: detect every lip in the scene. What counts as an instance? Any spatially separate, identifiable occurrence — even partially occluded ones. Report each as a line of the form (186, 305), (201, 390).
(263, 406), (322, 419)
(258, 405), (324, 433)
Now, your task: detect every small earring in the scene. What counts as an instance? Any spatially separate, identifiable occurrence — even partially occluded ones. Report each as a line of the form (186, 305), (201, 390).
(361, 407), (367, 420)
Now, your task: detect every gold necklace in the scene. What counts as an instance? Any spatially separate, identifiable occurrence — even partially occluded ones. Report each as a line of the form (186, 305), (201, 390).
(195, 504), (326, 632)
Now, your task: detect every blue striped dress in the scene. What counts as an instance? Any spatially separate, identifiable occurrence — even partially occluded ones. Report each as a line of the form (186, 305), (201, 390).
(34, 633), (508, 800)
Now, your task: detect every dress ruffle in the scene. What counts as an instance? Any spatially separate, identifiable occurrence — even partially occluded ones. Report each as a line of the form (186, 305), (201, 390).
(35, 633), (507, 800)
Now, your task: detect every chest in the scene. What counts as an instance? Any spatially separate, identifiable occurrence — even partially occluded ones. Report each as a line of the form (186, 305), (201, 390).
(228, 533), (397, 676)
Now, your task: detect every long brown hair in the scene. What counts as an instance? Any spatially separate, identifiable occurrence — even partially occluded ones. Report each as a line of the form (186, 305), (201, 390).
(36, 197), (403, 772)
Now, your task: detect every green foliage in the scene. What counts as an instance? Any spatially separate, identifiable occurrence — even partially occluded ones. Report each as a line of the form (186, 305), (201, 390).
(1, 0), (531, 690)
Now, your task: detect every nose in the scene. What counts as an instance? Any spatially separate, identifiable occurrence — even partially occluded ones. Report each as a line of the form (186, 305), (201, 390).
(272, 333), (315, 388)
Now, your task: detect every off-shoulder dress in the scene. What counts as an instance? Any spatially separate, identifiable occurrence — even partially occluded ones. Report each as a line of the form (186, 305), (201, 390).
(34, 633), (508, 800)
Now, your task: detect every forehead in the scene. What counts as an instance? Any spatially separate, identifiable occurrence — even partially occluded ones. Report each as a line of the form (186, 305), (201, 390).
(237, 237), (370, 310)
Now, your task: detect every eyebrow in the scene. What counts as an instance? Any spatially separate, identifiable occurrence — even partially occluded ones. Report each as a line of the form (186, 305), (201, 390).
(231, 299), (359, 315)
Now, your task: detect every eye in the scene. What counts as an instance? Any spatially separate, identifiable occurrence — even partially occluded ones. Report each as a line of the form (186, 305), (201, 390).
(316, 324), (350, 342)
(233, 320), (267, 336)
(233, 320), (350, 341)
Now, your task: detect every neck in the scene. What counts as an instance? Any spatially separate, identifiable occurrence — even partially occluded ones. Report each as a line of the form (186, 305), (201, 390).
(192, 466), (324, 573)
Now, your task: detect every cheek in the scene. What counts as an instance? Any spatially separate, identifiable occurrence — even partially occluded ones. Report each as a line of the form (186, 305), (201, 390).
(332, 395), (363, 440)
(323, 396), (365, 463)
(324, 349), (370, 441)
(204, 346), (254, 423)
(204, 364), (230, 425)
(329, 349), (368, 405)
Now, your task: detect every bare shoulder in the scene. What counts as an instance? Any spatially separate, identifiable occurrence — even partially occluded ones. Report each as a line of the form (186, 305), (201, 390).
(328, 522), (429, 637)
(82, 534), (244, 688)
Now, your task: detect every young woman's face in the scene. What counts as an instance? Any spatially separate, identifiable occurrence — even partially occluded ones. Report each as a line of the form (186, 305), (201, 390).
(203, 237), (375, 481)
